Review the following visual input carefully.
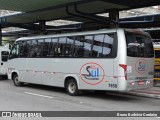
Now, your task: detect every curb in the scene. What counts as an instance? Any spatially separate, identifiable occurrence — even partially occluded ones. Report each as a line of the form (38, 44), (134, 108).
(126, 92), (160, 99)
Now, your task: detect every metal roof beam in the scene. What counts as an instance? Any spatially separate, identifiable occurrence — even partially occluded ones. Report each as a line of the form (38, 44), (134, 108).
(100, 0), (160, 10)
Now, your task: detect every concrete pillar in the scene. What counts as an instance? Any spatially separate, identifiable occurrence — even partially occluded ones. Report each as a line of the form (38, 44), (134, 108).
(109, 10), (119, 28)
(0, 26), (2, 46)
(39, 20), (46, 35)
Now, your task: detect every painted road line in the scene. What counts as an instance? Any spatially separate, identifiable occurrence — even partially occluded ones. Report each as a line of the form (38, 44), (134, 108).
(25, 92), (53, 99)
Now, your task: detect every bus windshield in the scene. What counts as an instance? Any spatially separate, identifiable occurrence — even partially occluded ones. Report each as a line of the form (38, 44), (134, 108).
(125, 31), (154, 58)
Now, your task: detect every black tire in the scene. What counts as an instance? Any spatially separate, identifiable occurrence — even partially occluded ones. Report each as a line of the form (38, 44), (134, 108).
(13, 74), (23, 87)
(66, 79), (79, 96)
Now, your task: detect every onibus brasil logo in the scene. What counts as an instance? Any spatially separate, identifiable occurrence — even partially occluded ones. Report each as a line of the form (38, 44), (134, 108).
(135, 59), (148, 74)
(80, 62), (105, 85)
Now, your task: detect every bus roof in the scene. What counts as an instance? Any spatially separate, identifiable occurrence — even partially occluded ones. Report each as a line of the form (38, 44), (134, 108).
(16, 28), (149, 41)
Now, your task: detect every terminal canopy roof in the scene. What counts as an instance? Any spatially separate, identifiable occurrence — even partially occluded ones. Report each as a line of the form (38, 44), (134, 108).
(0, 0), (159, 28)
(120, 14), (160, 28)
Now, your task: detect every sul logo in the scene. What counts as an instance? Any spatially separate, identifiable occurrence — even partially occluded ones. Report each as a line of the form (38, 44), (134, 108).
(80, 62), (105, 85)
(135, 59), (148, 74)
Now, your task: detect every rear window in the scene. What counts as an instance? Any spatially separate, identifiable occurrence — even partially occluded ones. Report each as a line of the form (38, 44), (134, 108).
(1, 51), (9, 62)
(125, 31), (154, 58)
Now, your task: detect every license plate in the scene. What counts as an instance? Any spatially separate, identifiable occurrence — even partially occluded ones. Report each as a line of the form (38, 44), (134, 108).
(138, 80), (144, 85)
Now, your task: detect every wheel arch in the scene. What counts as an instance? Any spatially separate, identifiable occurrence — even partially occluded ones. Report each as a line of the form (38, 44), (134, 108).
(11, 71), (19, 80)
(64, 74), (80, 89)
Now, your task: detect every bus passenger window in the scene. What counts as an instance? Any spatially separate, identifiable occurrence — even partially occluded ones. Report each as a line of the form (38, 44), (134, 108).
(84, 35), (93, 57)
(57, 37), (74, 57)
(74, 36), (85, 57)
(63, 37), (74, 57)
(30, 40), (38, 57)
(9, 44), (20, 59)
(43, 39), (51, 57)
(49, 38), (58, 57)
(92, 34), (104, 57)
(19, 41), (28, 57)
(102, 34), (114, 57)
(37, 40), (43, 57)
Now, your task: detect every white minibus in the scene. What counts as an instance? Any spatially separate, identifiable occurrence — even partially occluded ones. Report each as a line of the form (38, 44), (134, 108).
(8, 28), (154, 95)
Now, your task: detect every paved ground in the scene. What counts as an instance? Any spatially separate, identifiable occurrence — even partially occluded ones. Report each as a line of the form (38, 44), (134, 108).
(129, 86), (160, 99)
(0, 79), (160, 120)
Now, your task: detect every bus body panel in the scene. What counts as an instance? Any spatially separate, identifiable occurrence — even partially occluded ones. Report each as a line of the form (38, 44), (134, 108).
(114, 29), (154, 91)
(11, 58), (116, 90)
(127, 57), (154, 78)
(125, 57), (154, 90)
(8, 58), (26, 80)
(113, 29), (127, 90)
(124, 30), (154, 90)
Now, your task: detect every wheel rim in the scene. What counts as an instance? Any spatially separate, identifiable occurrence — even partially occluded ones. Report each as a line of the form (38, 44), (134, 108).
(68, 82), (76, 94)
(14, 77), (19, 85)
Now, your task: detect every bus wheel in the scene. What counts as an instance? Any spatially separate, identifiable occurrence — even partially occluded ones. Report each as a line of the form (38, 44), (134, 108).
(13, 74), (23, 87)
(66, 79), (79, 96)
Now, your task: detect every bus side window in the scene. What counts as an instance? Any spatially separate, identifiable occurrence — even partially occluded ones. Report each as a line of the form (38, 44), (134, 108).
(73, 33), (115, 58)
(92, 34), (104, 58)
(74, 36), (85, 58)
(30, 40), (39, 58)
(19, 41), (28, 57)
(84, 35), (93, 57)
(57, 37), (67, 57)
(43, 39), (51, 57)
(24, 40), (31, 57)
(56, 44), (63, 57)
(63, 37), (74, 57)
(49, 38), (58, 57)
(102, 34), (114, 58)
(9, 43), (20, 59)
(37, 40), (43, 57)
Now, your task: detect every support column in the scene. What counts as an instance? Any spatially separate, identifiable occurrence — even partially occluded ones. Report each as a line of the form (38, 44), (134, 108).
(109, 10), (119, 28)
(39, 20), (46, 35)
(0, 26), (2, 46)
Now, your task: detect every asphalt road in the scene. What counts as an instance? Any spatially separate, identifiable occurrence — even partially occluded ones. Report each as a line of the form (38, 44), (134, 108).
(0, 79), (160, 120)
